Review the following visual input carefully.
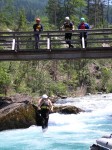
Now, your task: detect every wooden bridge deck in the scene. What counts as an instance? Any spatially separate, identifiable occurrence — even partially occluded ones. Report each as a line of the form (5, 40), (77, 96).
(0, 29), (112, 60)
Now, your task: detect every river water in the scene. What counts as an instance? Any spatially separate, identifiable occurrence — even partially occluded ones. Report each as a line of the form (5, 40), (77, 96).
(0, 93), (112, 150)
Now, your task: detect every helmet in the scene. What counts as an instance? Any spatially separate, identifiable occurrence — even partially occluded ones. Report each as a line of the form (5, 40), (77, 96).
(42, 94), (48, 99)
(80, 18), (85, 22)
(36, 18), (40, 23)
(65, 16), (70, 21)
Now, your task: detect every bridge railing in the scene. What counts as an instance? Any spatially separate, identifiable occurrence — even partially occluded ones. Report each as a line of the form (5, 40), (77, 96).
(0, 29), (112, 51)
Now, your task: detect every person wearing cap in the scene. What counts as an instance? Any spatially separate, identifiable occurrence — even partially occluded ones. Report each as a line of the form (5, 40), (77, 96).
(78, 17), (90, 48)
(33, 17), (43, 49)
(61, 16), (74, 48)
(38, 94), (53, 130)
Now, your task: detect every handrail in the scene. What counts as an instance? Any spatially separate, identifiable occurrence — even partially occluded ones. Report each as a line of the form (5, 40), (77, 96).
(0, 28), (112, 34)
(0, 29), (112, 51)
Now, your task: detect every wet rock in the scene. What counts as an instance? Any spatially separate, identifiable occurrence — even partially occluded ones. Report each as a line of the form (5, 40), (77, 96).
(0, 94), (40, 131)
(0, 97), (12, 109)
(0, 102), (38, 131)
(0, 95), (84, 131)
(53, 105), (84, 114)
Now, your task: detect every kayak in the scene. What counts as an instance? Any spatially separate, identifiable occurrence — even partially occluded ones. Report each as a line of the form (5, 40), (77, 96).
(90, 134), (112, 150)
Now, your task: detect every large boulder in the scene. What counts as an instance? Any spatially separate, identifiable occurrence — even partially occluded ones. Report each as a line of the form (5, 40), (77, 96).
(53, 105), (83, 114)
(0, 94), (84, 131)
(0, 103), (36, 131)
(0, 94), (42, 131)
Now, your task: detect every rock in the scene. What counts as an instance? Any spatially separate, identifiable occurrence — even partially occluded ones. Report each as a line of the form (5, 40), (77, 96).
(86, 93), (91, 96)
(0, 94), (41, 131)
(0, 97), (12, 109)
(97, 92), (102, 94)
(53, 105), (84, 114)
(90, 144), (100, 150)
(10, 93), (32, 103)
(0, 95), (84, 131)
(60, 96), (67, 99)
(0, 103), (37, 131)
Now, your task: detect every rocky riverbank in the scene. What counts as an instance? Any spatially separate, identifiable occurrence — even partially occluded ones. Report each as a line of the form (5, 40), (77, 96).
(0, 94), (84, 131)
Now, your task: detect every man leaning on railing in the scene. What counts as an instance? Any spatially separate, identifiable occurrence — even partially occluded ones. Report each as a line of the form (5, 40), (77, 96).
(78, 18), (90, 48)
(61, 16), (74, 48)
(33, 17), (43, 49)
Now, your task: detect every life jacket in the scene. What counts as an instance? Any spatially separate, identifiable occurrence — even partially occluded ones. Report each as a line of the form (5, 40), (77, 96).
(36, 24), (42, 31)
(79, 23), (86, 29)
(64, 22), (73, 31)
(41, 100), (50, 110)
(33, 23), (43, 32)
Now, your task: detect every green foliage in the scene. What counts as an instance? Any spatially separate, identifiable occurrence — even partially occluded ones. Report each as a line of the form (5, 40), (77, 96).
(13, 0), (48, 20)
(41, 16), (57, 30)
(49, 82), (67, 96)
(0, 63), (11, 95)
(46, 0), (86, 27)
(0, 0), (110, 30)
(0, 0), (48, 29)
(0, 59), (112, 96)
(0, 68), (10, 85)
(0, 46), (4, 50)
(0, 0), (15, 27)
(101, 67), (111, 87)
(17, 9), (27, 31)
(107, 80), (112, 93)
(0, 0), (112, 97)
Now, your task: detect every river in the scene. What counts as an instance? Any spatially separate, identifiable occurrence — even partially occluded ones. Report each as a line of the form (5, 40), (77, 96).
(0, 93), (112, 150)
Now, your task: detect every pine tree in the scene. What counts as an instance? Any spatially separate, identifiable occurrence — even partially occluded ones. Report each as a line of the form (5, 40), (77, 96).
(17, 9), (27, 31)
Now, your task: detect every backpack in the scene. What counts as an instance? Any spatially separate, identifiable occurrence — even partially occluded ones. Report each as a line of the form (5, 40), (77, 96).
(79, 23), (85, 29)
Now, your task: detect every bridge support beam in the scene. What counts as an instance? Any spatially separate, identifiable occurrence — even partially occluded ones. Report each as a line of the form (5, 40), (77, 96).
(0, 47), (112, 60)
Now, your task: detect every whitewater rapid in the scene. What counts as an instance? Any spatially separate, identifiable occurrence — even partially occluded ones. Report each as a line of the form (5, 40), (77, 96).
(0, 93), (112, 150)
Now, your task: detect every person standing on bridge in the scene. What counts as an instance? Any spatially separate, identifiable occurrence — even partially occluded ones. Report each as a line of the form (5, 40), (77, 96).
(33, 18), (43, 49)
(38, 94), (53, 131)
(61, 16), (74, 48)
(78, 18), (90, 48)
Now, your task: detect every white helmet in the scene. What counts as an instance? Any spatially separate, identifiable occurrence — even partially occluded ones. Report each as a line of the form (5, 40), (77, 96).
(42, 94), (48, 99)
(65, 16), (70, 21)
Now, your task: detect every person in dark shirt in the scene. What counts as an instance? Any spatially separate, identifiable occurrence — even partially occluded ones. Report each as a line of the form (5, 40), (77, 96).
(61, 17), (74, 48)
(38, 94), (53, 131)
(33, 18), (43, 49)
(78, 18), (90, 48)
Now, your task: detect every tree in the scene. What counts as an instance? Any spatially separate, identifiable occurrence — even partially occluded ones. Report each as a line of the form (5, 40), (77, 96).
(0, 64), (11, 96)
(46, 0), (86, 27)
(16, 9), (27, 31)
(46, 0), (61, 26)
(0, 0), (15, 27)
(86, 0), (108, 27)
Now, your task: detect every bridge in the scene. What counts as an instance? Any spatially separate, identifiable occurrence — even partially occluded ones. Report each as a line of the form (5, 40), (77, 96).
(0, 29), (112, 60)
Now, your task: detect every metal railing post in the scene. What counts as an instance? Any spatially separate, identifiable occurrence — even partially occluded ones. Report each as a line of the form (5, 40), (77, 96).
(82, 32), (85, 48)
(12, 39), (15, 50)
(12, 32), (16, 50)
(47, 33), (51, 50)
